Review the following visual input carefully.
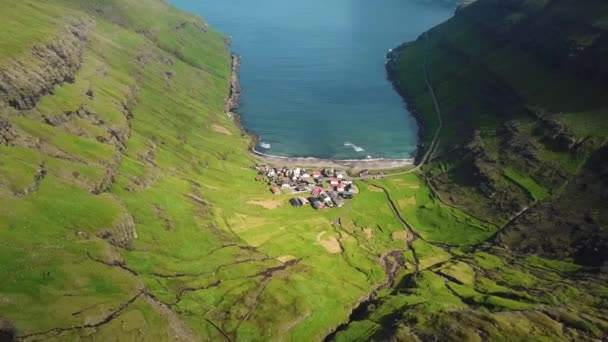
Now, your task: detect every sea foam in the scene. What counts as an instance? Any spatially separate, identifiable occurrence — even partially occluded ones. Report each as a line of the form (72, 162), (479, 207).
(259, 142), (271, 149)
(344, 142), (365, 152)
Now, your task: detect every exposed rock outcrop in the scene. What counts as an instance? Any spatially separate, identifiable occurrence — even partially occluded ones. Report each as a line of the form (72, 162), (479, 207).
(386, 43), (428, 163)
(96, 206), (137, 249)
(0, 319), (16, 342)
(225, 54), (241, 115)
(0, 17), (94, 111)
(0, 119), (17, 145)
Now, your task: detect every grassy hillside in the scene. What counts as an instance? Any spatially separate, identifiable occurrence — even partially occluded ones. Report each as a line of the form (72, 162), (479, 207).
(0, 0), (410, 340)
(324, 0), (608, 340)
(388, 0), (608, 266)
(331, 175), (607, 341)
(1, 0), (607, 341)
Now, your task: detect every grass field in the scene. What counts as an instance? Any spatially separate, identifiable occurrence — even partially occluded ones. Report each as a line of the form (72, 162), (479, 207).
(0, 0), (397, 339)
(0, 0), (607, 340)
(0, 3), (447, 338)
(503, 166), (549, 201)
(369, 174), (498, 246)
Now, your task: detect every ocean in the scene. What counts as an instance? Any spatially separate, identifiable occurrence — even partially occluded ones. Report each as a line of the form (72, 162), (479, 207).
(170, 0), (455, 159)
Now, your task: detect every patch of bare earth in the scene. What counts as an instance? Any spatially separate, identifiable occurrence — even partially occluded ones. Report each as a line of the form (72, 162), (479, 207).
(364, 228), (373, 240)
(398, 197), (416, 208)
(247, 200), (282, 209)
(276, 255), (297, 263)
(391, 231), (412, 241)
(316, 231), (342, 254)
(212, 124), (232, 135)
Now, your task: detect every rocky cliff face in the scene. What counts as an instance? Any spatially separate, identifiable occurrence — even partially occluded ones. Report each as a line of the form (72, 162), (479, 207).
(0, 18), (93, 112)
(0, 15), (137, 197)
(225, 54), (241, 115)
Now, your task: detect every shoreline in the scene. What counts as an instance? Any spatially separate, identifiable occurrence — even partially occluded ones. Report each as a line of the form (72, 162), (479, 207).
(251, 147), (415, 170)
(225, 52), (418, 171)
(385, 41), (427, 164)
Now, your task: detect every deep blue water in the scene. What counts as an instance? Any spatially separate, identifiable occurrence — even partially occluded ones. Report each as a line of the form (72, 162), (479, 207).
(170, 0), (454, 159)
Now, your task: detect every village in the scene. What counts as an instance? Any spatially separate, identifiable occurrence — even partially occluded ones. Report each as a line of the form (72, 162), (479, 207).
(255, 165), (359, 209)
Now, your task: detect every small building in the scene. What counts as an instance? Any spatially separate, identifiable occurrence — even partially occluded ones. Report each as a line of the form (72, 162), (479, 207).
(329, 192), (344, 207)
(289, 198), (303, 207)
(299, 197), (309, 205)
(271, 187), (281, 195)
(321, 194), (333, 207)
(301, 178), (313, 185)
(337, 183), (346, 192)
(330, 178), (339, 186)
(313, 171), (321, 179)
(311, 200), (325, 210)
(311, 187), (324, 196)
(359, 169), (369, 177)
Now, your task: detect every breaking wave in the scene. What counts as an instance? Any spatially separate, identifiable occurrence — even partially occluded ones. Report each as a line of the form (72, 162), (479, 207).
(344, 142), (365, 152)
(259, 142), (271, 149)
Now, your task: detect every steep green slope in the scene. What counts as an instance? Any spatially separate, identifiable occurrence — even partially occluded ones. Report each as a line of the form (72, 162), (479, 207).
(0, 1), (436, 340)
(1, 0), (607, 341)
(388, 0), (608, 266)
(327, 0), (608, 340)
(333, 173), (607, 341)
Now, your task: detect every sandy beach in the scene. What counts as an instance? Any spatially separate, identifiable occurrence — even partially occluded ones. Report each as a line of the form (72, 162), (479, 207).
(251, 149), (415, 170)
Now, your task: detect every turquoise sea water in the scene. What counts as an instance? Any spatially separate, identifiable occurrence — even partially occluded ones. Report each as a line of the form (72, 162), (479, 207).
(171, 0), (454, 159)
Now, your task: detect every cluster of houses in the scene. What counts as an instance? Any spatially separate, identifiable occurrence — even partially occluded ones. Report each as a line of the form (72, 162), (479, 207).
(254, 165), (357, 210)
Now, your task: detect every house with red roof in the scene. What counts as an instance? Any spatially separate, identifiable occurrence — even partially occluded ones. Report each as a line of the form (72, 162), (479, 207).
(311, 187), (324, 196)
